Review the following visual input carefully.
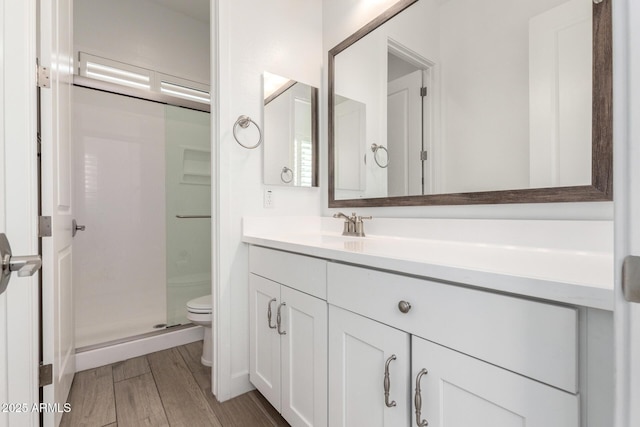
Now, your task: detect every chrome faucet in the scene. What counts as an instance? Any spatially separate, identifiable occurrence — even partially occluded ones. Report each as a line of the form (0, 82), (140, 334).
(333, 212), (372, 237)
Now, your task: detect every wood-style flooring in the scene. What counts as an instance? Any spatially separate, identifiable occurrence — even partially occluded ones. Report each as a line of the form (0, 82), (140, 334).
(60, 341), (290, 427)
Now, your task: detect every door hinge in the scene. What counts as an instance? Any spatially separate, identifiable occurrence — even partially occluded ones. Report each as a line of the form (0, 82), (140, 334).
(39, 216), (52, 237)
(420, 87), (427, 97)
(39, 364), (53, 387)
(37, 65), (51, 88)
(420, 150), (428, 161)
(623, 255), (640, 303)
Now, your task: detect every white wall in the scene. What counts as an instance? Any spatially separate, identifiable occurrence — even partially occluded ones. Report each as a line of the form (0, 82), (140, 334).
(322, 0), (613, 221)
(215, 0), (323, 399)
(438, 0), (571, 193)
(74, 0), (210, 84)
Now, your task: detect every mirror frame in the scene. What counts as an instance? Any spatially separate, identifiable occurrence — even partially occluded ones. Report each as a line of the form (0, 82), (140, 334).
(328, 0), (612, 207)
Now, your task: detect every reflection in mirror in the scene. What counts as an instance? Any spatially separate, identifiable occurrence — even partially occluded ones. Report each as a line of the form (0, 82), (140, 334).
(263, 72), (318, 187)
(330, 0), (612, 206)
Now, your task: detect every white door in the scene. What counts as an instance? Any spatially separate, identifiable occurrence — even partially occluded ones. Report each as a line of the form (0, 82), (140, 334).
(412, 337), (579, 427)
(280, 286), (327, 427)
(39, 0), (76, 425)
(387, 70), (423, 197)
(328, 306), (410, 427)
(528, 0), (592, 188)
(0, 1), (41, 426)
(249, 274), (281, 411)
(334, 96), (367, 194)
(615, 1), (640, 426)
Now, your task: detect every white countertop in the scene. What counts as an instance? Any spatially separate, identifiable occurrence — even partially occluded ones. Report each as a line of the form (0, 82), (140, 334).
(242, 216), (614, 310)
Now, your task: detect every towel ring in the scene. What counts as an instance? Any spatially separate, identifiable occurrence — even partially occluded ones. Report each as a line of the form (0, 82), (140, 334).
(233, 115), (262, 149)
(280, 166), (293, 184)
(371, 143), (389, 168)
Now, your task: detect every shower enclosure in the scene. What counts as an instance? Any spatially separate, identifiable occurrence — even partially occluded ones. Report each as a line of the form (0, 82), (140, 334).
(73, 86), (211, 349)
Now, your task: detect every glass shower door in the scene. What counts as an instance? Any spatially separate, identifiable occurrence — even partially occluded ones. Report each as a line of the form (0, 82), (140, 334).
(165, 105), (211, 326)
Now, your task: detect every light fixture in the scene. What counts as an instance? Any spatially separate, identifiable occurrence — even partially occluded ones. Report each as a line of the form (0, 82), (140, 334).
(160, 81), (211, 103)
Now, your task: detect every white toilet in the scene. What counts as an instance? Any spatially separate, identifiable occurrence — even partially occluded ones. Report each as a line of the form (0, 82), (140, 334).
(186, 294), (212, 366)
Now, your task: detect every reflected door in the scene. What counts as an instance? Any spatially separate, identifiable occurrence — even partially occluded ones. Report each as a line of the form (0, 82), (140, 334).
(335, 96), (366, 195)
(387, 69), (424, 196)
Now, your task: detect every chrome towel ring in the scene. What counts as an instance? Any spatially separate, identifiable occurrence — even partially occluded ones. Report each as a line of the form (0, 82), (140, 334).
(233, 115), (262, 149)
(280, 166), (293, 183)
(371, 143), (389, 168)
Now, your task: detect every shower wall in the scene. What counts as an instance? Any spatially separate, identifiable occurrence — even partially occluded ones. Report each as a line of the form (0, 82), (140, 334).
(73, 87), (211, 349)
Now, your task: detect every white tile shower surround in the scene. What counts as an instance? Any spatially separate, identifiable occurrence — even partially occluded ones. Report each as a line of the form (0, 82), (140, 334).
(242, 216), (614, 310)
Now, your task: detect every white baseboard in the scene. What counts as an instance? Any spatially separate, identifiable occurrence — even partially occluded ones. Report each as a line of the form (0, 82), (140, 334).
(229, 371), (253, 400)
(75, 326), (205, 372)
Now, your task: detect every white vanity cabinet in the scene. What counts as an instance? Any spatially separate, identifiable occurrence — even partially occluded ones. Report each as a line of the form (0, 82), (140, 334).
(412, 337), (578, 427)
(328, 305), (411, 427)
(327, 262), (581, 427)
(247, 244), (611, 427)
(249, 246), (328, 427)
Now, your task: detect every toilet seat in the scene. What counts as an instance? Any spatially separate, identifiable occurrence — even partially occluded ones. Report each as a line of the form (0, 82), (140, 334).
(187, 295), (212, 314)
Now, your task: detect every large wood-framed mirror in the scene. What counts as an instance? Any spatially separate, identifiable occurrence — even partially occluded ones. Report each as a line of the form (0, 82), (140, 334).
(328, 0), (612, 207)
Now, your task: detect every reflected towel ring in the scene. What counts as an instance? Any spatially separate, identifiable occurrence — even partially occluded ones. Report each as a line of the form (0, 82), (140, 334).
(233, 115), (262, 149)
(371, 143), (389, 168)
(281, 166), (293, 183)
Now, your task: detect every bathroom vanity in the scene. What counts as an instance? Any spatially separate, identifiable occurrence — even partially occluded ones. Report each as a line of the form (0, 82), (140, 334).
(244, 216), (613, 427)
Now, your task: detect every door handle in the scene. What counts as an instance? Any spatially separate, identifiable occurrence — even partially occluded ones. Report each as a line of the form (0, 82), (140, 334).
(0, 233), (42, 295)
(72, 219), (86, 237)
(414, 369), (429, 426)
(267, 298), (277, 329)
(384, 354), (397, 407)
(276, 302), (286, 335)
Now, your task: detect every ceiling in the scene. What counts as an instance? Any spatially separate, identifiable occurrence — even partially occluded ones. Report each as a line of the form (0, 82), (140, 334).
(148, 0), (210, 23)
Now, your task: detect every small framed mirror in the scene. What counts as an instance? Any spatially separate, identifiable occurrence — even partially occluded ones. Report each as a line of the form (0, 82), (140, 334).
(263, 72), (319, 187)
(329, 0), (612, 207)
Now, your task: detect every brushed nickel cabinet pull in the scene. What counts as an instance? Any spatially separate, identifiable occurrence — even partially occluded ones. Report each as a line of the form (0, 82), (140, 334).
(384, 354), (397, 408)
(414, 369), (429, 426)
(277, 302), (287, 335)
(267, 298), (277, 329)
(398, 300), (412, 314)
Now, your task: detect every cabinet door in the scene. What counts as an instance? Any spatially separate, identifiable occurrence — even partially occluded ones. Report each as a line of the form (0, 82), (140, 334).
(411, 337), (579, 427)
(329, 306), (411, 427)
(249, 274), (281, 411)
(280, 286), (328, 427)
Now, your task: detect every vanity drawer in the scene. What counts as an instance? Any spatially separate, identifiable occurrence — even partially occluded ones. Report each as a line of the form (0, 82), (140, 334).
(250, 246), (327, 300)
(327, 262), (578, 393)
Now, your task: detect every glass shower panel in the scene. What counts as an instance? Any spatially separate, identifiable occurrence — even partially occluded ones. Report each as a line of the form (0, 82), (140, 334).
(164, 106), (211, 326)
(73, 87), (168, 348)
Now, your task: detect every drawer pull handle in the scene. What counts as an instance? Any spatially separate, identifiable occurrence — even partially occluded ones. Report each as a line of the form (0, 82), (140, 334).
(398, 300), (412, 314)
(267, 298), (277, 329)
(414, 368), (429, 426)
(384, 354), (397, 408)
(277, 302), (287, 335)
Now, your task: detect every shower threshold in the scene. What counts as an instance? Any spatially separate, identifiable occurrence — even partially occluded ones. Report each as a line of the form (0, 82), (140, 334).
(76, 323), (198, 354)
